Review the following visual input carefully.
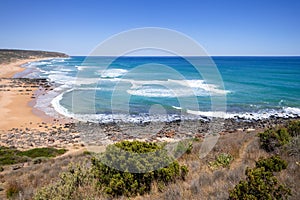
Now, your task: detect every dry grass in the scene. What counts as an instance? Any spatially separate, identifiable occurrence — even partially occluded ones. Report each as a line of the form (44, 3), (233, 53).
(0, 151), (90, 200)
(0, 128), (299, 200)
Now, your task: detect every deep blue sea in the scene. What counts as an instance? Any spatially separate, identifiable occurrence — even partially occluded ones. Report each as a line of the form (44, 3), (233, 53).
(17, 56), (300, 123)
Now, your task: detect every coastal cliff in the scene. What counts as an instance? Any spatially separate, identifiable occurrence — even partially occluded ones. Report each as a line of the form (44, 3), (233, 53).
(0, 49), (69, 64)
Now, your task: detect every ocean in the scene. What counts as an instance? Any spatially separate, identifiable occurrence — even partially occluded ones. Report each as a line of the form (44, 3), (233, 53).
(16, 56), (300, 123)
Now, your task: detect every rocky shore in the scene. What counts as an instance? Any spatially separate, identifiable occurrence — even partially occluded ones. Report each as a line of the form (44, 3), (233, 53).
(1, 115), (298, 150)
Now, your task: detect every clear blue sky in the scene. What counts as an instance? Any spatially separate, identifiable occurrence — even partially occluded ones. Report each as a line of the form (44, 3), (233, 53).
(0, 0), (299, 56)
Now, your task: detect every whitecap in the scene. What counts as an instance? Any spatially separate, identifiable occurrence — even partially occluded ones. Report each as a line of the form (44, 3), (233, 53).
(96, 68), (128, 78)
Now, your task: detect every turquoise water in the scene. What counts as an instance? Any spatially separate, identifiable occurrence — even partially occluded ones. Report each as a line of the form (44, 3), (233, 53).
(20, 56), (300, 122)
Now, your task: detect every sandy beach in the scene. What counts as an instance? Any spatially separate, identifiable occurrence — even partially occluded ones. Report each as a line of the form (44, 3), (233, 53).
(0, 58), (60, 131)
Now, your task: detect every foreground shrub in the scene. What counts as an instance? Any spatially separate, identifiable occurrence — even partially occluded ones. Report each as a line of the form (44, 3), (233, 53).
(92, 140), (188, 197)
(229, 156), (291, 200)
(34, 141), (188, 199)
(258, 127), (291, 152)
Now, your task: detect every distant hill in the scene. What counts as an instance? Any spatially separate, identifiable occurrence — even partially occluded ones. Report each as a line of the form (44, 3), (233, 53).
(0, 49), (69, 64)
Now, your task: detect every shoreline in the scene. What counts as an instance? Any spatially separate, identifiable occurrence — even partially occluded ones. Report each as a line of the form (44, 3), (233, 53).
(0, 56), (299, 150)
(0, 57), (68, 131)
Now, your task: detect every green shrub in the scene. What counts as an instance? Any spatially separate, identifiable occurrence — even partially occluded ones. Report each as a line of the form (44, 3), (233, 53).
(209, 153), (233, 169)
(92, 141), (188, 197)
(287, 120), (300, 137)
(18, 147), (67, 158)
(0, 146), (28, 165)
(0, 146), (67, 166)
(258, 127), (291, 152)
(255, 155), (287, 172)
(229, 156), (291, 200)
(34, 141), (188, 199)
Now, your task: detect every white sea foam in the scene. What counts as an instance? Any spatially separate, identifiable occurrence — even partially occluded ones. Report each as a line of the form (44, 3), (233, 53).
(186, 107), (300, 120)
(284, 107), (300, 115)
(96, 69), (128, 78)
(172, 106), (182, 110)
(50, 89), (74, 118)
(24, 61), (52, 67)
(126, 79), (229, 97)
(76, 66), (99, 71)
(169, 79), (230, 95)
(48, 74), (100, 86)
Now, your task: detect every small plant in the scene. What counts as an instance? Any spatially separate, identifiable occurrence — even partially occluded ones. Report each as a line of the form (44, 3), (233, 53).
(209, 153), (233, 169)
(6, 181), (22, 199)
(229, 156), (291, 200)
(287, 120), (300, 137)
(0, 166), (4, 172)
(174, 140), (193, 157)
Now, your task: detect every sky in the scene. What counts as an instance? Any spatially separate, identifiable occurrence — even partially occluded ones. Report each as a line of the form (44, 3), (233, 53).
(0, 0), (299, 56)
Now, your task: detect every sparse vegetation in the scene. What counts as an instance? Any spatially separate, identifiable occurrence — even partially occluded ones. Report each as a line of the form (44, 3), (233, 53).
(34, 162), (95, 200)
(18, 147), (67, 158)
(33, 141), (188, 199)
(0, 146), (67, 166)
(0, 49), (68, 64)
(6, 181), (22, 199)
(174, 140), (193, 157)
(2, 120), (299, 200)
(229, 156), (291, 200)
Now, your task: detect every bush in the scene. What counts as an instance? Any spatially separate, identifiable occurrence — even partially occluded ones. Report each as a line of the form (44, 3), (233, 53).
(258, 127), (291, 152)
(92, 141), (188, 197)
(229, 156), (291, 200)
(255, 155), (287, 172)
(34, 141), (188, 199)
(287, 120), (300, 137)
(209, 153), (233, 169)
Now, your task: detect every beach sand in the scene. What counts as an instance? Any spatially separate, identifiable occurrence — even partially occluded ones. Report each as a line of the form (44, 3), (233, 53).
(0, 58), (55, 131)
